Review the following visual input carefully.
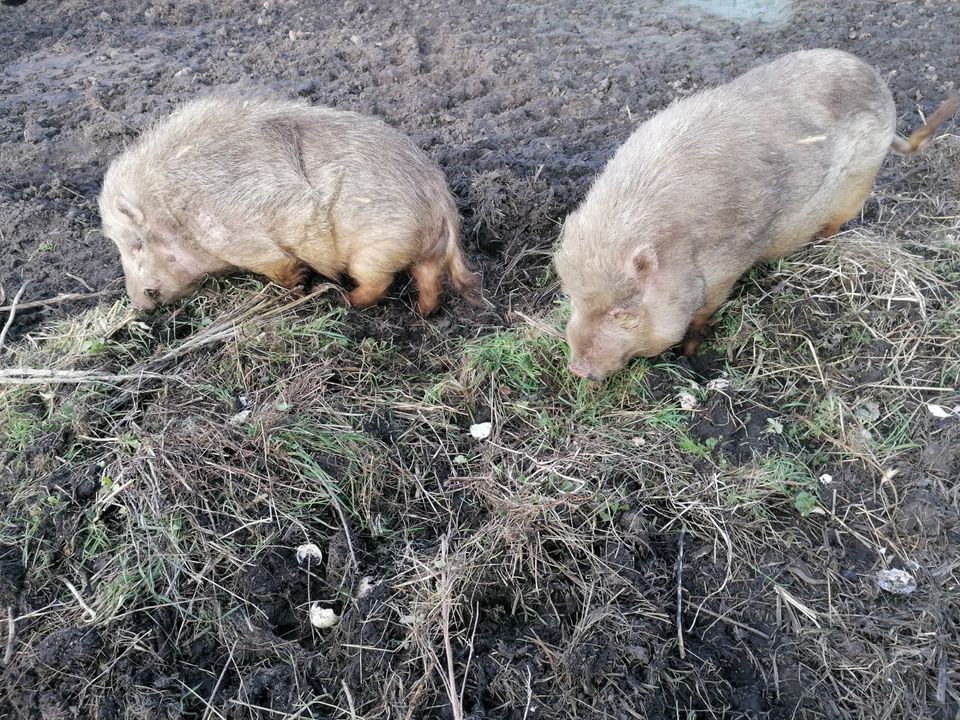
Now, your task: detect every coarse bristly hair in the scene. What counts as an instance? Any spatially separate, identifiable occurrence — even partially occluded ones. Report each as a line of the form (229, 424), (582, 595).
(554, 48), (958, 380)
(99, 94), (481, 313)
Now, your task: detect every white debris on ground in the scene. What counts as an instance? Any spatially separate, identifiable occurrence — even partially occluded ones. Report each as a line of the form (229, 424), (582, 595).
(677, 392), (698, 410)
(706, 377), (731, 391)
(874, 568), (917, 595)
(295, 543), (323, 565)
(926, 403), (960, 419)
(469, 421), (492, 440)
(309, 604), (340, 629)
(228, 409), (251, 426)
(356, 576), (377, 599)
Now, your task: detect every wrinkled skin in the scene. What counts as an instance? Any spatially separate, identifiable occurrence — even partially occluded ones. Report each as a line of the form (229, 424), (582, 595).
(564, 301), (661, 381)
(563, 297), (691, 382)
(99, 192), (227, 310)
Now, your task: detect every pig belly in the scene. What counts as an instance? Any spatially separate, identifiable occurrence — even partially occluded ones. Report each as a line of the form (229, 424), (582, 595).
(761, 162), (886, 261)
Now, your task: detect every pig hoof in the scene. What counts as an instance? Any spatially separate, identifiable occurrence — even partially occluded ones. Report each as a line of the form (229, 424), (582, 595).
(815, 222), (841, 239)
(681, 337), (702, 356)
(680, 327), (709, 356)
(347, 294), (373, 309)
(274, 265), (310, 290)
(347, 288), (385, 309)
(415, 296), (439, 316)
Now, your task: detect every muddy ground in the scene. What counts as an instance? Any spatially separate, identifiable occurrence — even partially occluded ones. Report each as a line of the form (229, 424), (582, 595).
(2, 1), (960, 719)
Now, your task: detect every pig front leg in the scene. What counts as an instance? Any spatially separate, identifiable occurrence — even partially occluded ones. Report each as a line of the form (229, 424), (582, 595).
(681, 311), (712, 356)
(679, 280), (734, 355)
(253, 258), (311, 291)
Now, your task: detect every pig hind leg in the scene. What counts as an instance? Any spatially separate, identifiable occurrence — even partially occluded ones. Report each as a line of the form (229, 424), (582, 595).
(816, 168), (880, 239)
(410, 260), (444, 316)
(347, 254), (395, 309)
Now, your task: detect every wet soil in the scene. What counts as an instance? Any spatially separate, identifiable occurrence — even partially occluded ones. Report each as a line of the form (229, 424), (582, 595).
(2, 1), (959, 719)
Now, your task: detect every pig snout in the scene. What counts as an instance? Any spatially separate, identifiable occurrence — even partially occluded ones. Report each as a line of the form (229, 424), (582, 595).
(123, 273), (159, 310)
(568, 359), (605, 382)
(129, 290), (158, 311)
(124, 262), (198, 310)
(565, 315), (625, 382)
(141, 288), (164, 309)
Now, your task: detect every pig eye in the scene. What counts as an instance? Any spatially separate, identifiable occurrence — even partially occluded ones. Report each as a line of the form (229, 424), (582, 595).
(609, 308), (641, 328)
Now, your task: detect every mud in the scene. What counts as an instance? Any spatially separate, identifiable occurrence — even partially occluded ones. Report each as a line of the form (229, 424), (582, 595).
(2, 0), (960, 719)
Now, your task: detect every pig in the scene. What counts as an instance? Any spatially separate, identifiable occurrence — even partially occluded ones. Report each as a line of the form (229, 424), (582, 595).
(99, 95), (481, 314)
(554, 49), (959, 381)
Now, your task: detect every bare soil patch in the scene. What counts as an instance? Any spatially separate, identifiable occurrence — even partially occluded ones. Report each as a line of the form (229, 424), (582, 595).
(1, 1), (959, 719)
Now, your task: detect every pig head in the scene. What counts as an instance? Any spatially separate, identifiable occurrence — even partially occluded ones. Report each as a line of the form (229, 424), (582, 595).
(99, 175), (230, 310)
(555, 213), (705, 381)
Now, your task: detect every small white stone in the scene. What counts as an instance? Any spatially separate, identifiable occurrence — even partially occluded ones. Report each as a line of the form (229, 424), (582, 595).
(295, 543), (323, 565)
(228, 409), (251, 426)
(469, 422), (492, 440)
(706, 377), (730, 391)
(309, 604), (340, 629)
(818, 473), (833, 485)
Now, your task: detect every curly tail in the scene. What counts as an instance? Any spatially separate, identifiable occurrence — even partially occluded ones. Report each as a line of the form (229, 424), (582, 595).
(891, 93), (960, 155)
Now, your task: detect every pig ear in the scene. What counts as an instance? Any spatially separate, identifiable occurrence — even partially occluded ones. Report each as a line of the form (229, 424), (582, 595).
(627, 246), (659, 296)
(115, 194), (145, 226)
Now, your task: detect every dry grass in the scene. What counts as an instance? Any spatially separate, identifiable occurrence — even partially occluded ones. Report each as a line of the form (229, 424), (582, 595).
(1, 143), (959, 720)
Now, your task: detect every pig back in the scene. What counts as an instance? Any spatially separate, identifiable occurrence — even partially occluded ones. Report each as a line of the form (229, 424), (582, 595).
(294, 107), (454, 245)
(127, 98), (321, 219)
(580, 49), (897, 289)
